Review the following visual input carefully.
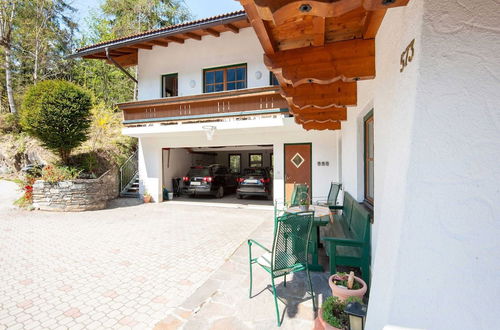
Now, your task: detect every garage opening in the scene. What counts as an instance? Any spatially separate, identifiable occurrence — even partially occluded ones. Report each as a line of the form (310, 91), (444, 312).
(162, 145), (274, 206)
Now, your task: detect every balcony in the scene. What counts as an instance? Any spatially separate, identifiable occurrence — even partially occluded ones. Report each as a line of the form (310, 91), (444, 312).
(118, 86), (289, 126)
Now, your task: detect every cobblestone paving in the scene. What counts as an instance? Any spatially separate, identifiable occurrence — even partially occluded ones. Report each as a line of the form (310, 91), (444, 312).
(155, 220), (331, 329)
(0, 199), (269, 329)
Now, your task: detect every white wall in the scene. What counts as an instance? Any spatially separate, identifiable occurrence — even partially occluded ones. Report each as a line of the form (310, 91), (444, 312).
(339, 0), (500, 329)
(131, 118), (339, 203)
(137, 27), (270, 100)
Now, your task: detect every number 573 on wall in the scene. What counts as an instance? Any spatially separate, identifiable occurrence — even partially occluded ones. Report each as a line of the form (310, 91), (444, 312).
(400, 39), (415, 73)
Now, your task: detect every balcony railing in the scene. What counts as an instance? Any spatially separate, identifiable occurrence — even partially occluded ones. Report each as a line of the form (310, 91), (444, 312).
(117, 86), (289, 126)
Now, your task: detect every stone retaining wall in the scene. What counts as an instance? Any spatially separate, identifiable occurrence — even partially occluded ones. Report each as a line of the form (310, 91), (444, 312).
(32, 169), (119, 211)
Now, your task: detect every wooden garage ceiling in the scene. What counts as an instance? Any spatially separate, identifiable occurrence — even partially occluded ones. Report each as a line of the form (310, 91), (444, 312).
(237, 0), (411, 130)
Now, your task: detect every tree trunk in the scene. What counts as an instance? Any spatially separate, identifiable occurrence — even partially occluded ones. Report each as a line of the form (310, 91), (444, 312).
(4, 46), (16, 114)
(59, 148), (71, 165)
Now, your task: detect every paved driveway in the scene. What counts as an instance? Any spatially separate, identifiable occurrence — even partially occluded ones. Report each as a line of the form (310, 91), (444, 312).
(0, 198), (270, 329)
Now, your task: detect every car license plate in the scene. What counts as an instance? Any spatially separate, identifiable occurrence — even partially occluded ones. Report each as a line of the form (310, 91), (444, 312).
(246, 179), (258, 184)
(191, 181), (201, 186)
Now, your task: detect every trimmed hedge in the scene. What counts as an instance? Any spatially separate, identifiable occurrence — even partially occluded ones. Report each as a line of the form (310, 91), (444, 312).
(20, 80), (92, 164)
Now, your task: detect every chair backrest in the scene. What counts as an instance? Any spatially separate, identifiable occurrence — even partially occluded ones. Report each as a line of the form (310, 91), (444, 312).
(271, 212), (314, 274)
(327, 183), (342, 205)
(290, 183), (309, 207)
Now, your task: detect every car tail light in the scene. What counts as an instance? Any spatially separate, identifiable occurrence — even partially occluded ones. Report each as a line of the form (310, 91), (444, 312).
(237, 178), (244, 183)
(260, 178), (271, 183)
(203, 176), (213, 183)
(183, 176), (189, 182)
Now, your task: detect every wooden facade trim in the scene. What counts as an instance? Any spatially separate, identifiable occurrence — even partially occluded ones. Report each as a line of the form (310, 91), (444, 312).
(118, 86), (288, 125)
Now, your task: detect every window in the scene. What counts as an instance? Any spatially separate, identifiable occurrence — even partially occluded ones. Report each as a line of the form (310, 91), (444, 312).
(204, 64), (247, 93)
(249, 153), (263, 168)
(229, 154), (241, 174)
(270, 72), (279, 86)
(162, 73), (178, 97)
(364, 112), (374, 205)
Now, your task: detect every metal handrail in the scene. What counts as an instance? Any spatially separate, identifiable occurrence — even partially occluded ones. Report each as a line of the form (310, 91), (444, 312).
(119, 150), (138, 193)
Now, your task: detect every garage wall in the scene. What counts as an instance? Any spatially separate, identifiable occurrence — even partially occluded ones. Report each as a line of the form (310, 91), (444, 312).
(135, 118), (340, 204)
(161, 149), (215, 191)
(215, 150), (273, 173)
(137, 27), (269, 100)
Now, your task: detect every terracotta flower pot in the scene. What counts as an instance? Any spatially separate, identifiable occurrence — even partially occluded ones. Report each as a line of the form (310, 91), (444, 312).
(328, 274), (367, 301)
(313, 308), (342, 330)
(143, 195), (152, 203)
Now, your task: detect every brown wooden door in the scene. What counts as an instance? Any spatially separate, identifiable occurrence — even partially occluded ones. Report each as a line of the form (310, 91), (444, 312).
(284, 143), (311, 203)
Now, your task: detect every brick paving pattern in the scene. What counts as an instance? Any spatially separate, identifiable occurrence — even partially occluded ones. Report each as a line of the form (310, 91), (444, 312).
(0, 199), (268, 329)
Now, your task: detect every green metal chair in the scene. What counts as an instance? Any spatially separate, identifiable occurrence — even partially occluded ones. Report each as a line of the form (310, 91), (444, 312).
(316, 182), (342, 210)
(289, 183), (309, 207)
(248, 212), (316, 326)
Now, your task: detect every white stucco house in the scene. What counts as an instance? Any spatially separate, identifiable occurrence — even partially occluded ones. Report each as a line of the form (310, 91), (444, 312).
(71, 1), (499, 329)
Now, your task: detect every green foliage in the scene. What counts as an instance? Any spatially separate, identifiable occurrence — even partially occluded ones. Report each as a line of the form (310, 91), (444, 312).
(40, 165), (81, 183)
(0, 113), (21, 134)
(332, 273), (362, 290)
(20, 80), (92, 164)
(321, 296), (363, 329)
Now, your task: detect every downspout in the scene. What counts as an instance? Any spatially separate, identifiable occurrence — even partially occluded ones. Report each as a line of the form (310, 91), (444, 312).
(105, 47), (138, 84)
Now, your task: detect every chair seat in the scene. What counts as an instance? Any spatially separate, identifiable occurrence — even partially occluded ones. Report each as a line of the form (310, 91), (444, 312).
(257, 252), (272, 268)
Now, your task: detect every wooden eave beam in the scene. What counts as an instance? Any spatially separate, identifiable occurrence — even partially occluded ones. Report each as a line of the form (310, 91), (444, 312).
(147, 39), (169, 47)
(129, 43), (153, 50)
(363, 9), (386, 39)
(363, 0), (410, 11)
(295, 109), (347, 121)
(165, 36), (185, 44)
(240, 0), (277, 54)
(184, 32), (202, 40)
(265, 38), (375, 86)
(105, 50), (138, 67)
(203, 28), (220, 37)
(224, 23), (240, 33)
(312, 16), (325, 47)
(281, 81), (357, 108)
(289, 104), (347, 115)
(298, 119), (342, 131)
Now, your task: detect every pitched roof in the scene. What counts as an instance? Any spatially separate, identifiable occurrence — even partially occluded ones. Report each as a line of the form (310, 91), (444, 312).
(70, 10), (247, 58)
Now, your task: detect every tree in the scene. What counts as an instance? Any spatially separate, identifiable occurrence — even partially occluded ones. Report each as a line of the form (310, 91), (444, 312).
(0, 0), (17, 113)
(20, 80), (92, 164)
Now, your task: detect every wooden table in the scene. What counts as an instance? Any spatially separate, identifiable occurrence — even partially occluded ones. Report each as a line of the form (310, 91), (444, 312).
(286, 205), (332, 271)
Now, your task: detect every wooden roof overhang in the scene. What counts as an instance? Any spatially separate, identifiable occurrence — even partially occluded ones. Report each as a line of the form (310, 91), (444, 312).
(237, 0), (411, 130)
(68, 11), (251, 68)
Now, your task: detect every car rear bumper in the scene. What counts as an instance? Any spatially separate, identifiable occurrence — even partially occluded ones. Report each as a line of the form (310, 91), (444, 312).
(183, 186), (214, 195)
(237, 187), (269, 196)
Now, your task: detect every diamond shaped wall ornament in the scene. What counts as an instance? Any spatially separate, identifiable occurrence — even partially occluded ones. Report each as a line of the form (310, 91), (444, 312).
(291, 152), (305, 168)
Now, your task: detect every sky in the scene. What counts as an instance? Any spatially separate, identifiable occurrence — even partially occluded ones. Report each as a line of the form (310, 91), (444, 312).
(71, 0), (244, 33)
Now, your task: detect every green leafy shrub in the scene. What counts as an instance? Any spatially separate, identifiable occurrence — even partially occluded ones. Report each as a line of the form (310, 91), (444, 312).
(322, 296), (363, 329)
(20, 80), (92, 164)
(40, 165), (81, 183)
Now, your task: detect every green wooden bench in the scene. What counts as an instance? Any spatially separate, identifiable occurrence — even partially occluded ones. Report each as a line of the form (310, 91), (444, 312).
(321, 191), (372, 286)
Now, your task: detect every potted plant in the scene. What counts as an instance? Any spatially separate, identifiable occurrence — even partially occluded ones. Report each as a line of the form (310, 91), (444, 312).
(299, 192), (310, 211)
(328, 271), (367, 301)
(314, 296), (363, 330)
(143, 191), (152, 203)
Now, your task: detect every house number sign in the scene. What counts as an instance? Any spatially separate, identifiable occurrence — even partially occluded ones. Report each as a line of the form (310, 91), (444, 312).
(400, 39), (415, 72)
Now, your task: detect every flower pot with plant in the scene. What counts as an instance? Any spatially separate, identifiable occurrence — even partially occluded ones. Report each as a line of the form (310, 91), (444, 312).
(299, 192), (310, 211)
(314, 296), (363, 330)
(329, 271), (367, 301)
(143, 191), (152, 203)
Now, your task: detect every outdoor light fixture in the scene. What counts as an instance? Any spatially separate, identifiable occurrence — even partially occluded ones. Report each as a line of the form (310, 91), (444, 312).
(255, 70), (262, 80)
(299, 3), (312, 12)
(189, 80), (196, 88)
(202, 125), (216, 141)
(344, 301), (367, 330)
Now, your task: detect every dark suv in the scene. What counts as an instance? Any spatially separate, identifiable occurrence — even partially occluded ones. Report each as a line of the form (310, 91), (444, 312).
(237, 167), (273, 200)
(182, 165), (237, 198)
